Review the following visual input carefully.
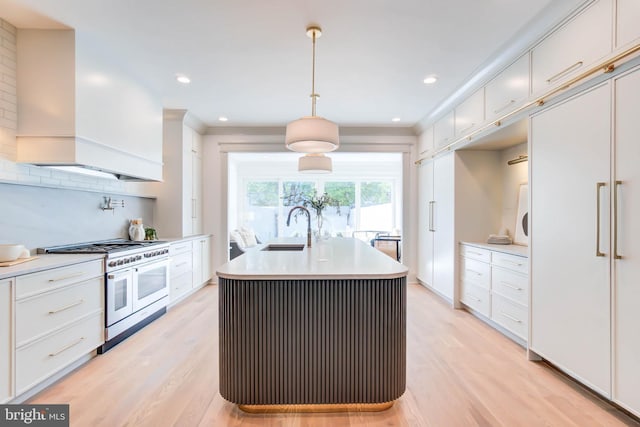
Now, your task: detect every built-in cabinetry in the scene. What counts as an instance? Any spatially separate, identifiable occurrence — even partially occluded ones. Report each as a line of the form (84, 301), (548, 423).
(616, 0), (640, 48)
(484, 55), (529, 123)
(0, 279), (12, 403)
(530, 65), (640, 416)
(13, 259), (104, 398)
(153, 111), (204, 239)
(530, 0), (613, 96)
(417, 126), (434, 157)
(168, 235), (213, 305)
(455, 89), (484, 137)
(459, 243), (529, 343)
(433, 112), (455, 150)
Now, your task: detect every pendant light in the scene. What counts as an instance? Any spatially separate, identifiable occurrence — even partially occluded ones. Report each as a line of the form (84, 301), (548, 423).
(285, 26), (340, 153)
(298, 153), (332, 173)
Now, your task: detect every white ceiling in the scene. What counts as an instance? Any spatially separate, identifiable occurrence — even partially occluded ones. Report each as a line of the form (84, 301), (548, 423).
(0, 0), (584, 129)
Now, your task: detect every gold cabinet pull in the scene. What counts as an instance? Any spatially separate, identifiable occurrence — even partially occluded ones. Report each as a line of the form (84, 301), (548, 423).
(596, 182), (606, 257)
(500, 312), (522, 323)
(614, 180), (623, 260)
(500, 281), (523, 291)
(48, 337), (85, 357)
(494, 99), (516, 114)
(547, 61), (584, 84)
(48, 299), (84, 314)
(458, 123), (476, 135)
(48, 272), (85, 283)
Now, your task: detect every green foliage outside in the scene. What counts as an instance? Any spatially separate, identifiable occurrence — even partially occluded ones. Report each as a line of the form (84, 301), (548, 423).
(361, 182), (392, 207)
(324, 182), (355, 208)
(246, 182), (279, 206)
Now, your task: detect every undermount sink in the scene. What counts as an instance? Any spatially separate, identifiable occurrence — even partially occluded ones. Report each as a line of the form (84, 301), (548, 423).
(261, 243), (305, 252)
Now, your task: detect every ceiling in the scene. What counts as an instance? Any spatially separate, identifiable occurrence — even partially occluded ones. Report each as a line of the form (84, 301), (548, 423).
(0, 0), (584, 130)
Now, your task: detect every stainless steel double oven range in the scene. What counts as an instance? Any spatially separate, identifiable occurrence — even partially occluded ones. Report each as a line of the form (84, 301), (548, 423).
(39, 239), (170, 353)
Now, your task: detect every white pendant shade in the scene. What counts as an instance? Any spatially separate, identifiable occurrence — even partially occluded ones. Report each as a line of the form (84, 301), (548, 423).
(298, 153), (332, 173)
(286, 116), (340, 153)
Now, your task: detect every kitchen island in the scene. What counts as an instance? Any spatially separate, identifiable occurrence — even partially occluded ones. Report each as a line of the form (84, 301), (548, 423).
(216, 237), (408, 412)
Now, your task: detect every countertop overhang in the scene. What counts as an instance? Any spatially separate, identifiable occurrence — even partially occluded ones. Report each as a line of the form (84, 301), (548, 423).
(216, 237), (408, 280)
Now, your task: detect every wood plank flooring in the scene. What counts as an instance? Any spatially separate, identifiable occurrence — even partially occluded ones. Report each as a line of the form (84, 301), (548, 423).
(30, 284), (639, 426)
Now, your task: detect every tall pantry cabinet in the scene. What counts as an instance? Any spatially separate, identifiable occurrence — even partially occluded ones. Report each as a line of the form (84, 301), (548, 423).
(530, 65), (640, 416)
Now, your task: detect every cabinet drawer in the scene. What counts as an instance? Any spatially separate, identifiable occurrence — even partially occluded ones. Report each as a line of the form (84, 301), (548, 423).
(170, 271), (192, 302)
(170, 252), (193, 278)
(16, 278), (104, 346)
(460, 257), (490, 288)
(170, 241), (193, 256)
(460, 281), (490, 317)
(16, 260), (103, 299)
(491, 294), (527, 340)
(16, 311), (104, 395)
(492, 252), (528, 275)
(460, 245), (491, 263)
(531, 0), (613, 95)
(492, 266), (528, 306)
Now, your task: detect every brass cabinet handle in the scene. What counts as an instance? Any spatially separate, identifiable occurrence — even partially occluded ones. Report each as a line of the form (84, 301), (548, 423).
(500, 312), (523, 323)
(48, 299), (84, 314)
(500, 281), (523, 291)
(428, 201), (436, 232)
(546, 61), (584, 84)
(48, 337), (85, 357)
(48, 272), (85, 283)
(596, 182), (606, 257)
(494, 99), (516, 114)
(466, 269), (483, 276)
(614, 180), (623, 260)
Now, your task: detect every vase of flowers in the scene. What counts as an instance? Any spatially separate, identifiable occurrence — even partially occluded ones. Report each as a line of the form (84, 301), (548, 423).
(283, 188), (340, 239)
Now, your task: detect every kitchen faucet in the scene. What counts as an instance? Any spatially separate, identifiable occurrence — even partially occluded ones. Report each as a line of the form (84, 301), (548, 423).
(286, 206), (312, 247)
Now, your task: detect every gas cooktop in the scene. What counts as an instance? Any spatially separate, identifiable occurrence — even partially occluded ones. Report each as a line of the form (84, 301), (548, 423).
(38, 239), (166, 254)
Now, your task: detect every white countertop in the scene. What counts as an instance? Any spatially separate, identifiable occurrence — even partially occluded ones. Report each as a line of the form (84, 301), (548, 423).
(160, 234), (212, 243)
(0, 254), (105, 281)
(217, 237), (408, 280)
(460, 241), (528, 257)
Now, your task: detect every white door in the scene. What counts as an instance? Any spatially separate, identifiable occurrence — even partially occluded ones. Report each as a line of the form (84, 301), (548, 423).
(417, 161), (434, 286)
(612, 66), (640, 416)
(530, 83), (611, 397)
(433, 153), (455, 302)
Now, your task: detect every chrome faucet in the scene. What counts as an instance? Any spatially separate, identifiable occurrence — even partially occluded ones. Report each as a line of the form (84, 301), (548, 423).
(286, 205), (312, 247)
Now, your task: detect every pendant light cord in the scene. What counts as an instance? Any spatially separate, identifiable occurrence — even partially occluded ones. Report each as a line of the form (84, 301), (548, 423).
(310, 29), (318, 117)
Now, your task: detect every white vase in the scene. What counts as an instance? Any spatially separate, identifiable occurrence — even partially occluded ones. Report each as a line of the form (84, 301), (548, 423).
(129, 222), (145, 241)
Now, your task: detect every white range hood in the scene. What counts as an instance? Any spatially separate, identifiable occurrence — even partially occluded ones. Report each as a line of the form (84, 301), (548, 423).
(16, 29), (163, 181)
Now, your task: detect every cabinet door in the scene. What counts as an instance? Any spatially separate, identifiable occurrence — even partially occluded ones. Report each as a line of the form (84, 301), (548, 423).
(201, 237), (212, 283)
(0, 279), (12, 403)
(418, 126), (434, 156)
(454, 88), (484, 137)
(432, 153), (455, 302)
(531, 0), (613, 95)
(612, 66), (640, 416)
(485, 54), (529, 123)
(530, 83), (611, 397)
(433, 111), (455, 150)
(616, 0), (640, 48)
(417, 161), (434, 286)
(191, 144), (203, 235)
(192, 239), (203, 287)
(182, 125), (194, 236)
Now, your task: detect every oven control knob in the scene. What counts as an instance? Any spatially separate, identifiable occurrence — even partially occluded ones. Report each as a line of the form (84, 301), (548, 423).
(108, 261), (117, 267)
(163, 248), (169, 254)
(124, 258), (130, 264)
(117, 260), (124, 265)
(130, 256), (136, 263)
(137, 255), (142, 261)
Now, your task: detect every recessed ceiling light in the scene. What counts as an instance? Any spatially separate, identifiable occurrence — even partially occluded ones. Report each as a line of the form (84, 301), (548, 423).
(423, 75), (438, 84)
(391, 117), (401, 122)
(176, 74), (191, 84)
(218, 116), (228, 122)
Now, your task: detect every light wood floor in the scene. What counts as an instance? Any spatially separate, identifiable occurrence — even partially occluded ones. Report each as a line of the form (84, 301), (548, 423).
(31, 284), (639, 426)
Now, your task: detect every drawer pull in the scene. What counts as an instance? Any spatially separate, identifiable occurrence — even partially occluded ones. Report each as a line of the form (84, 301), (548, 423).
(467, 250), (483, 256)
(467, 294), (482, 302)
(48, 299), (84, 314)
(546, 61), (583, 84)
(48, 272), (85, 283)
(500, 281), (523, 291)
(500, 311), (523, 324)
(501, 259), (524, 267)
(494, 99), (516, 114)
(466, 269), (483, 276)
(458, 123), (476, 134)
(174, 245), (189, 251)
(175, 262), (188, 268)
(48, 337), (85, 357)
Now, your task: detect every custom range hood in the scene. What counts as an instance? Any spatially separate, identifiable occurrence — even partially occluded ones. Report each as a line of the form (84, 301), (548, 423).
(16, 29), (163, 181)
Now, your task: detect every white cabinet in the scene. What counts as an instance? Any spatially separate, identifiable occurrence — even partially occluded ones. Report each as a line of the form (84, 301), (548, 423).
(454, 88), (484, 137)
(193, 236), (212, 287)
(169, 240), (193, 303)
(14, 260), (104, 396)
(531, 0), (613, 95)
(485, 54), (530, 123)
(612, 66), (640, 417)
(530, 83), (612, 397)
(191, 131), (203, 235)
(459, 244), (529, 342)
(418, 126), (434, 156)
(616, 0), (640, 48)
(433, 111), (455, 150)
(0, 279), (12, 403)
(417, 154), (454, 302)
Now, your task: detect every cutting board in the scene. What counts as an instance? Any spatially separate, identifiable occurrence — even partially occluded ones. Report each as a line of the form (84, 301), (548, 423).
(0, 256), (39, 267)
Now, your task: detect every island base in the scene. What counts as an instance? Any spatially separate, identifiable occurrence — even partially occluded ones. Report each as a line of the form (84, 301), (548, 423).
(238, 401), (395, 414)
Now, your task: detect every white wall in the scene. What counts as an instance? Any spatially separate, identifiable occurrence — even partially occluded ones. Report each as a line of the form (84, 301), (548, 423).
(500, 142), (528, 236)
(201, 129), (418, 284)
